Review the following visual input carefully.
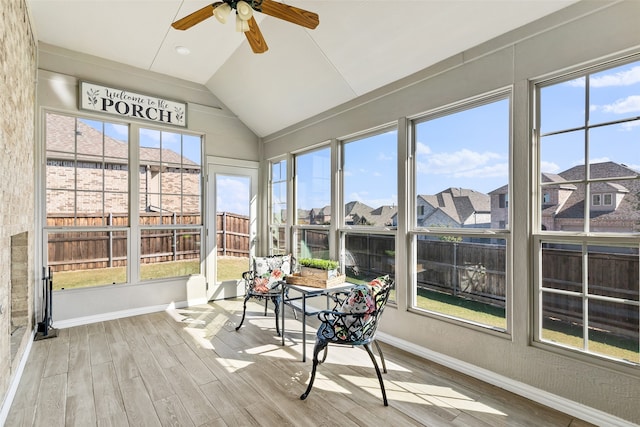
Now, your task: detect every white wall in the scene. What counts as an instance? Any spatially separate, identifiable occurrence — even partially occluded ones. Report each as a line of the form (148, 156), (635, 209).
(261, 1), (640, 425)
(37, 43), (260, 323)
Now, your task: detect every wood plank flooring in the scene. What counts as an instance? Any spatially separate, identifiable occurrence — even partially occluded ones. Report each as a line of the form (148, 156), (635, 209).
(6, 297), (595, 427)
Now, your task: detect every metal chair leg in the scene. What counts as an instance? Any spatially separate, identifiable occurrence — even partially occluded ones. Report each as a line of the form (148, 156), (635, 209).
(235, 294), (252, 331)
(374, 340), (387, 373)
(271, 295), (281, 337)
(364, 343), (388, 406)
(300, 340), (327, 400)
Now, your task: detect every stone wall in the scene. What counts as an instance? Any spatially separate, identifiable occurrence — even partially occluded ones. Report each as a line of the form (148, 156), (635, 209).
(0, 0), (37, 410)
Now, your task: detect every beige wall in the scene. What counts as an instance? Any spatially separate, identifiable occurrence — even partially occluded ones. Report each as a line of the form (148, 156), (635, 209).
(0, 0), (37, 414)
(262, 1), (640, 425)
(35, 42), (260, 321)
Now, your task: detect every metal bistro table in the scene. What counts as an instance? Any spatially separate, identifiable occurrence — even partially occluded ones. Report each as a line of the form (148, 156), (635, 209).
(281, 282), (354, 362)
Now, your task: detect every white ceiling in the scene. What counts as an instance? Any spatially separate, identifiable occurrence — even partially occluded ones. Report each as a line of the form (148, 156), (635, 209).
(27, 0), (579, 137)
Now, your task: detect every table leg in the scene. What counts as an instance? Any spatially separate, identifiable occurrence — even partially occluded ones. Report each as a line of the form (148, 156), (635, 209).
(302, 293), (306, 362)
(281, 285), (285, 346)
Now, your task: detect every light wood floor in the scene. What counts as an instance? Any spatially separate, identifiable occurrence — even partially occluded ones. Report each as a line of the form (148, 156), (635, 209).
(6, 297), (595, 427)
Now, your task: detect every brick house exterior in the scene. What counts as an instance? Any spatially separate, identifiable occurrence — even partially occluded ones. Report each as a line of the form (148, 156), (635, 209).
(45, 114), (201, 217)
(490, 161), (640, 232)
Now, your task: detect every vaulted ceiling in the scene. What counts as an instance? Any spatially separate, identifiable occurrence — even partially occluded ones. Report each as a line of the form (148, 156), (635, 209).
(27, 1), (579, 137)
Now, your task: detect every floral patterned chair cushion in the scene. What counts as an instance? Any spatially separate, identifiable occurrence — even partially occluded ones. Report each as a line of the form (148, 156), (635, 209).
(334, 275), (391, 340)
(252, 254), (292, 293)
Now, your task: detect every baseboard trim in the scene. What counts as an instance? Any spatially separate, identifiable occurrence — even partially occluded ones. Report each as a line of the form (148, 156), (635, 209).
(377, 332), (635, 427)
(0, 329), (35, 426)
(52, 300), (193, 329)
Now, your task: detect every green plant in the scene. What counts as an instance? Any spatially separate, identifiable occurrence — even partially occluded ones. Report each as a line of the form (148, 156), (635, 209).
(299, 258), (339, 270)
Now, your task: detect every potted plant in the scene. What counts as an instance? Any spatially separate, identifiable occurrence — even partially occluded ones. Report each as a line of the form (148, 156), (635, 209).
(299, 258), (340, 280)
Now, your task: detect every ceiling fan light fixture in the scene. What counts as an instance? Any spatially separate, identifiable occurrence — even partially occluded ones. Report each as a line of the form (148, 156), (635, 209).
(236, 1), (253, 21)
(214, 3), (232, 24)
(235, 14), (250, 32)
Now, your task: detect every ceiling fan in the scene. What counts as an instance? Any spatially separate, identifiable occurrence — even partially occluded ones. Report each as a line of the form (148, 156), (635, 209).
(171, 0), (319, 54)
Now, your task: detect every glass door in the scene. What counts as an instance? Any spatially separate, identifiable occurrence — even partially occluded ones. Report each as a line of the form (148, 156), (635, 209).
(206, 158), (258, 300)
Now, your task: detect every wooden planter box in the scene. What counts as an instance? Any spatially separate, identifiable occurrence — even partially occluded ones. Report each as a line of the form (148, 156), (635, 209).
(286, 272), (346, 288)
(300, 266), (339, 280)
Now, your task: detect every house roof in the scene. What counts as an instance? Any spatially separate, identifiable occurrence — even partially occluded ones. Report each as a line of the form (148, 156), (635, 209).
(419, 187), (490, 226)
(553, 162), (640, 221)
(45, 114), (199, 168)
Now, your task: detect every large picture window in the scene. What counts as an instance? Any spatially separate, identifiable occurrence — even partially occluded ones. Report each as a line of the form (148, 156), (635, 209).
(341, 127), (397, 292)
(535, 58), (640, 364)
(44, 112), (203, 289)
(138, 128), (202, 280)
(269, 159), (287, 255)
(294, 146), (331, 259)
(411, 94), (511, 331)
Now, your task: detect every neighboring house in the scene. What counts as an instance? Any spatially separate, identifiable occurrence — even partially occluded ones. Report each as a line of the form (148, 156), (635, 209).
(309, 205), (331, 224)
(46, 114), (200, 216)
(301, 202), (399, 227)
(417, 187), (491, 229)
(491, 161), (640, 232)
(345, 201), (374, 225)
(366, 205), (398, 227)
(549, 162), (640, 232)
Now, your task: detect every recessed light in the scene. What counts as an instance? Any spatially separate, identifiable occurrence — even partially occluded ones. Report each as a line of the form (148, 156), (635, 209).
(175, 46), (190, 55)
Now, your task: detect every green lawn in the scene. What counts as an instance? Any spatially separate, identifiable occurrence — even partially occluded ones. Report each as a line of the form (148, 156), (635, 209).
(416, 288), (506, 329)
(53, 257), (249, 290)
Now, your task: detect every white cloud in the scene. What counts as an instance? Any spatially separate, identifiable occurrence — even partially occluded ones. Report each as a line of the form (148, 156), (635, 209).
(453, 162), (508, 178)
(621, 121), (640, 131)
(377, 152), (394, 161)
(216, 177), (249, 216)
(417, 148), (503, 175)
(590, 66), (640, 87)
(540, 161), (560, 174)
(600, 95), (640, 114)
(415, 142), (431, 156)
(566, 66), (640, 88)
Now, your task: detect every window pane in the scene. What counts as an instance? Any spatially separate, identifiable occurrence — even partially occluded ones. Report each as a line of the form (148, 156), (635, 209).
(540, 130), (584, 178)
(541, 182), (585, 232)
(295, 147), (331, 225)
(344, 233), (395, 282)
(589, 62), (640, 126)
(48, 231), (128, 290)
(415, 235), (506, 330)
(539, 60), (640, 236)
(296, 228), (329, 259)
(414, 98), (509, 230)
(343, 129), (397, 226)
(46, 113), (129, 226)
(541, 293), (584, 350)
(588, 301), (639, 364)
(270, 226), (286, 256)
(139, 128), (201, 224)
(541, 244), (582, 292)
(540, 242), (639, 364)
(589, 123), (640, 172)
(270, 160), (287, 226)
(140, 228), (201, 280)
(539, 77), (586, 134)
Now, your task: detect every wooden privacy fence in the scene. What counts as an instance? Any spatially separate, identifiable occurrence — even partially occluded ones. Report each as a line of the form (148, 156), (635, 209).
(541, 247), (639, 339)
(46, 212), (247, 271)
(417, 240), (638, 339)
(216, 212), (250, 257)
(417, 240), (506, 304)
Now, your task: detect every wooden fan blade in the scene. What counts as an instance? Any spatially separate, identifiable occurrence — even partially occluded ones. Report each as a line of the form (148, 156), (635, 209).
(260, 0), (319, 30)
(245, 16), (268, 53)
(171, 2), (221, 30)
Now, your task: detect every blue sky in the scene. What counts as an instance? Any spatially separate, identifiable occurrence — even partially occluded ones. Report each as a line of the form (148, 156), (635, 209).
(91, 60), (640, 217)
